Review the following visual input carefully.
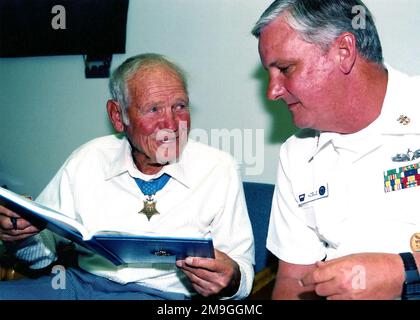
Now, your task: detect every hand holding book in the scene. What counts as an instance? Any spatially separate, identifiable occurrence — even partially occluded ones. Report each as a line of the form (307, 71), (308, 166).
(0, 187), (214, 265)
(0, 192), (41, 242)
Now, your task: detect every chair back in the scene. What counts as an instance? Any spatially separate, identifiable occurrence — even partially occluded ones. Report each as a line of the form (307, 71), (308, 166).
(243, 182), (276, 273)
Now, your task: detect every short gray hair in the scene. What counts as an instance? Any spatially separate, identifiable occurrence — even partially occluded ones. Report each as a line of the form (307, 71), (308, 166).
(109, 53), (188, 124)
(252, 0), (383, 65)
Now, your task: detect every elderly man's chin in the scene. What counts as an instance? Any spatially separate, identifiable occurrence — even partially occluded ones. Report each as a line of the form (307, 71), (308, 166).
(154, 139), (186, 165)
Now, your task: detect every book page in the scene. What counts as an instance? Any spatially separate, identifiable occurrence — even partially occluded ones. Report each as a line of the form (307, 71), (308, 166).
(0, 187), (90, 240)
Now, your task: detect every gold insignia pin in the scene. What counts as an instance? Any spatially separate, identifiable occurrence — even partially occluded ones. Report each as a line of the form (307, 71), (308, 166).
(410, 233), (420, 252)
(397, 115), (411, 125)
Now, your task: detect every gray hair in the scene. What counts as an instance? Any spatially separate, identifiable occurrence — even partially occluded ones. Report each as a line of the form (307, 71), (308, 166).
(252, 0), (383, 65)
(109, 53), (188, 124)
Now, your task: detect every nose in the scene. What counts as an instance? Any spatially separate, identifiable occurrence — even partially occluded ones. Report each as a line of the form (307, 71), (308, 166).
(161, 109), (178, 132)
(267, 74), (287, 101)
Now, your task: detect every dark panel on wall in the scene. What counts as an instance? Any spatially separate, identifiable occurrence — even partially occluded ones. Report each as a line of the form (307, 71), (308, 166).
(0, 0), (129, 57)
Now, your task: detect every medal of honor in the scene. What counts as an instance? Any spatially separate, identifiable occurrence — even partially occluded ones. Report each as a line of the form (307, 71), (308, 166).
(139, 196), (160, 221)
(134, 174), (171, 221)
(410, 233), (420, 252)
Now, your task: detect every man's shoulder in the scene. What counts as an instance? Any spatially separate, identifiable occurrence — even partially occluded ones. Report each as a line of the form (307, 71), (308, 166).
(182, 139), (238, 170)
(388, 65), (420, 93)
(171, 140), (240, 187)
(71, 134), (123, 153)
(65, 134), (125, 165)
(185, 139), (237, 161)
(406, 73), (420, 98)
(385, 66), (420, 126)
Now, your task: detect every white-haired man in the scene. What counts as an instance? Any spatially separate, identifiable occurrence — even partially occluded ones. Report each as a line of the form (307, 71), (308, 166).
(0, 53), (254, 300)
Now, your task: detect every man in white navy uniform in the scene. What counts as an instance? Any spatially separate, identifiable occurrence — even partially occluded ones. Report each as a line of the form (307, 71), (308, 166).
(0, 54), (254, 299)
(252, 0), (420, 299)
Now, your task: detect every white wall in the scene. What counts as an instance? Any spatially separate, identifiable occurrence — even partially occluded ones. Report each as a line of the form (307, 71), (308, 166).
(0, 0), (419, 197)
(364, 0), (420, 74)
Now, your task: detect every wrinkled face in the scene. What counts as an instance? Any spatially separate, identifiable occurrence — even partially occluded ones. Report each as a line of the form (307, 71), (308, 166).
(258, 17), (342, 131)
(124, 65), (190, 167)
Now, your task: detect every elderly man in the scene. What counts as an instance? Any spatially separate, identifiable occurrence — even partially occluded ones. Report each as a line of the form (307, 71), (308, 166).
(0, 53), (254, 299)
(253, 0), (420, 299)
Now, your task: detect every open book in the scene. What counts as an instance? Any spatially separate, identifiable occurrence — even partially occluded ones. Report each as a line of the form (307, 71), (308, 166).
(0, 187), (214, 266)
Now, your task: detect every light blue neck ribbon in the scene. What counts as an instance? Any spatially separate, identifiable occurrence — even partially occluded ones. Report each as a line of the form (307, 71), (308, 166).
(134, 173), (171, 196)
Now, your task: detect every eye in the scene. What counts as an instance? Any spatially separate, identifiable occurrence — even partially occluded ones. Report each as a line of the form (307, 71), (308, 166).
(278, 65), (291, 74)
(174, 103), (188, 112)
(148, 105), (159, 113)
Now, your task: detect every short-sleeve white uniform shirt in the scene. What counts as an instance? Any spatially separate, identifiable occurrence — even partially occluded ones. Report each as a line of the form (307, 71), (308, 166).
(267, 66), (420, 264)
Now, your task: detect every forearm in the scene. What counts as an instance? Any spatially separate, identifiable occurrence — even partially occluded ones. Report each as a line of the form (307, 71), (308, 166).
(272, 276), (319, 300)
(273, 260), (320, 300)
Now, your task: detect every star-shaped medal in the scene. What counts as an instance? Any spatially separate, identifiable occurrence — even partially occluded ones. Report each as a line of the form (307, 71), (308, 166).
(139, 197), (159, 221)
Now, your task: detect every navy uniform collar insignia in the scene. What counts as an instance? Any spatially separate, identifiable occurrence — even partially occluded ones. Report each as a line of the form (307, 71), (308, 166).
(397, 115), (411, 126)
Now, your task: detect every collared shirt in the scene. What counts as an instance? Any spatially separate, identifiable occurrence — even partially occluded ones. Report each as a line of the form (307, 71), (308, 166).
(267, 66), (420, 264)
(21, 135), (255, 299)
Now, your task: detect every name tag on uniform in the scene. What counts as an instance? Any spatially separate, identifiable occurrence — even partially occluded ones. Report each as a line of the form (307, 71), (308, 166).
(296, 184), (329, 205)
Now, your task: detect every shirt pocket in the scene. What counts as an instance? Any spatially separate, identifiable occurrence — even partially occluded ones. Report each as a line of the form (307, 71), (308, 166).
(383, 184), (420, 224)
(294, 178), (350, 249)
(298, 202), (317, 229)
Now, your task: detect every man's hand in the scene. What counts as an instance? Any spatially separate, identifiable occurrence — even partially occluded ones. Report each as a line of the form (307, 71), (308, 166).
(301, 253), (405, 300)
(0, 205), (40, 241)
(176, 249), (241, 297)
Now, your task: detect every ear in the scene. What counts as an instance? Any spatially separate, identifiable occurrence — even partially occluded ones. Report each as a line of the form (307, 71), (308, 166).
(336, 32), (357, 74)
(106, 99), (125, 132)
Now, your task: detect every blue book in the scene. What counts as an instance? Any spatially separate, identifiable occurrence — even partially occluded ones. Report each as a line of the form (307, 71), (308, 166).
(0, 187), (214, 266)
